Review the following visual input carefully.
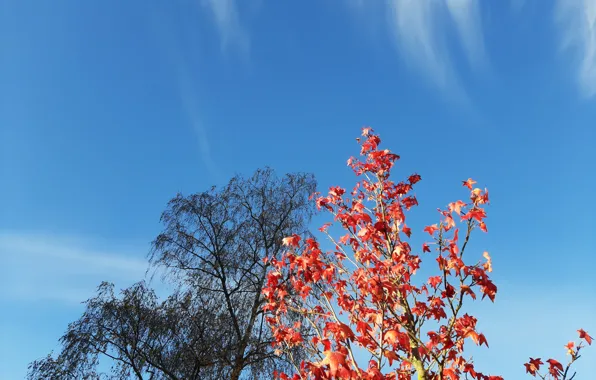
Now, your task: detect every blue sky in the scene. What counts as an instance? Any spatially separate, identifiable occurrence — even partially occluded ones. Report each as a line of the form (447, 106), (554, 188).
(1, 0), (595, 378)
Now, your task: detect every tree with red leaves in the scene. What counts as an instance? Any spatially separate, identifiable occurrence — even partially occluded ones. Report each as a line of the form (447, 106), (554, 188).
(263, 128), (591, 380)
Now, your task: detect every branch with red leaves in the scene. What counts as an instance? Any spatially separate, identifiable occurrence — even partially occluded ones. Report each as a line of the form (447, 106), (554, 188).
(524, 329), (592, 380)
(262, 128), (591, 380)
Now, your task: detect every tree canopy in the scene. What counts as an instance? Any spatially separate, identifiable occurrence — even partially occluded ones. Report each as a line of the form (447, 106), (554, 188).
(29, 168), (316, 380)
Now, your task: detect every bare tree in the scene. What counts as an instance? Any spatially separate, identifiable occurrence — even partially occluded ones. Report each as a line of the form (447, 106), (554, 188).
(28, 282), (228, 380)
(150, 167), (316, 380)
(28, 167), (316, 379)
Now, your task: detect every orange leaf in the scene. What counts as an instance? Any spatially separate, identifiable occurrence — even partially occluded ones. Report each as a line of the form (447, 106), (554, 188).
(320, 350), (347, 377)
(443, 367), (458, 380)
(384, 350), (399, 366)
(483, 251), (493, 273)
(384, 329), (399, 345)
(463, 178), (477, 190)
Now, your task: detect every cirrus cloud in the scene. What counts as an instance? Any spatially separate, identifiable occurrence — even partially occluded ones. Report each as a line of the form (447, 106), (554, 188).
(350, 0), (488, 99)
(555, 0), (596, 98)
(0, 231), (169, 305)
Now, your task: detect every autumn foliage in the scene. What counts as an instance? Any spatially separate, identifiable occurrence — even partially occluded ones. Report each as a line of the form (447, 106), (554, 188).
(262, 128), (591, 379)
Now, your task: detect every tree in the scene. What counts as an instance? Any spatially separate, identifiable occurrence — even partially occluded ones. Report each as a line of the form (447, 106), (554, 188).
(150, 167), (316, 379)
(28, 282), (229, 379)
(263, 128), (592, 379)
(29, 167), (317, 379)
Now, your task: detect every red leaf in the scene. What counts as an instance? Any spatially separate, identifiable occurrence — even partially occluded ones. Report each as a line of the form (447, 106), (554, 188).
(408, 173), (422, 185)
(402, 225), (412, 237)
(448, 200), (466, 215)
(524, 357), (543, 375)
(384, 350), (399, 366)
(318, 222), (332, 232)
(565, 341), (575, 355)
(546, 358), (563, 376)
(424, 224), (439, 236)
(428, 276), (442, 289)
(462, 208), (487, 222)
(578, 329), (593, 345)
(282, 234), (301, 247)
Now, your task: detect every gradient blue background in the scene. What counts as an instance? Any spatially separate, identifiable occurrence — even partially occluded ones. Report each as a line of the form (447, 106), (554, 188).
(1, 1), (594, 378)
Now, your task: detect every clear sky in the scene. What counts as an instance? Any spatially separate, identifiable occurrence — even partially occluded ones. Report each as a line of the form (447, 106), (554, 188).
(1, 1), (595, 378)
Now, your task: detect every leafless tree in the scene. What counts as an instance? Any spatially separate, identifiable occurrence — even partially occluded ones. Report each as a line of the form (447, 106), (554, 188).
(150, 168), (316, 379)
(28, 282), (229, 379)
(28, 168), (316, 379)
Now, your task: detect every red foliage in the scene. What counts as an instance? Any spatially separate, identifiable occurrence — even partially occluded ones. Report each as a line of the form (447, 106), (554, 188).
(263, 128), (589, 379)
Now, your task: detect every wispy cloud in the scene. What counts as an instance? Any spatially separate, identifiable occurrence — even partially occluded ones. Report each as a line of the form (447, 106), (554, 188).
(556, 0), (596, 98)
(350, 0), (488, 98)
(0, 231), (156, 304)
(148, 5), (221, 178)
(445, 0), (487, 68)
(388, 0), (453, 90)
(175, 60), (221, 177)
(203, 0), (250, 55)
(147, 1), (253, 178)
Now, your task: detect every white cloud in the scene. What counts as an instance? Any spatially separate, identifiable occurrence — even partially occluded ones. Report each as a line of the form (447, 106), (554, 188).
(556, 0), (596, 97)
(351, 0), (487, 97)
(0, 231), (157, 304)
(445, 0), (487, 68)
(388, 0), (453, 90)
(203, 0), (250, 54)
